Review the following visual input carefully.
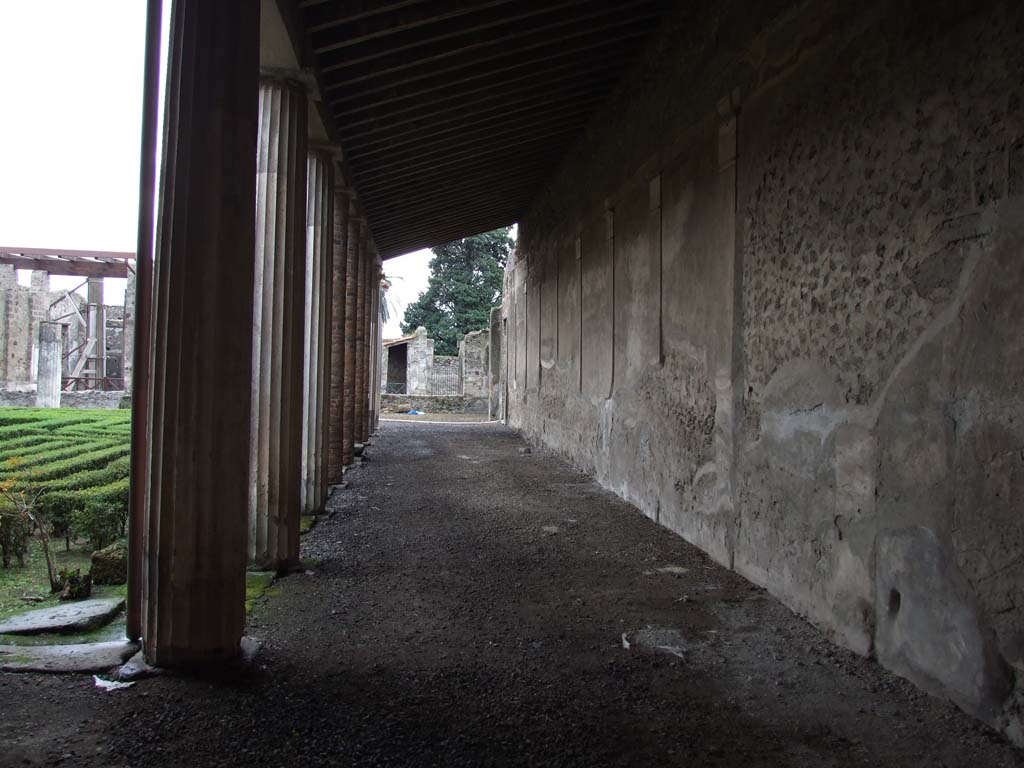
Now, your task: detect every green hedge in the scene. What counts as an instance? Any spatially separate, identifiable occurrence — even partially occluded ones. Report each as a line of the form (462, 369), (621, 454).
(0, 408), (131, 552)
(0, 440), (117, 474)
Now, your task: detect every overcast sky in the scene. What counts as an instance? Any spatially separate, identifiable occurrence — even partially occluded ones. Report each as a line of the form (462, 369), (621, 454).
(0, 1), (434, 317)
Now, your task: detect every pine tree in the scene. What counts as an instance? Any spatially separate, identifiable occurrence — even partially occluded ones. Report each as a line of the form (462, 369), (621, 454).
(401, 227), (512, 355)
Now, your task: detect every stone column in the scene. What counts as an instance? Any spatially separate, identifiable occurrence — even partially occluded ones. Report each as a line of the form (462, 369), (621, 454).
(327, 187), (350, 483)
(302, 150), (333, 514)
(363, 253), (374, 439)
(368, 257), (381, 436)
(371, 262), (382, 433)
(249, 77), (308, 572)
(87, 278), (106, 384)
(353, 228), (368, 448)
(35, 322), (62, 408)
(138, 0), (259, 667)
(123, 265), (136, 392)
(343, 216), (362, 464)
(313, 163), (335, 512)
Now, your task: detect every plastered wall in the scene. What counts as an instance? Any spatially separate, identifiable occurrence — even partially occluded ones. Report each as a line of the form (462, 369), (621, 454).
(504, 0), (1024, 739)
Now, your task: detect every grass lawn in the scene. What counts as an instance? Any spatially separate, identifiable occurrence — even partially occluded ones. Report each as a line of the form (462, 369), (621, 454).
(0, 536), (126, 624)
(0, 407), (131, 631)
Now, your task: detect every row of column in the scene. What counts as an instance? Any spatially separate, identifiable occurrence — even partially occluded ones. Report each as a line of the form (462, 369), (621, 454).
(127, 2), (383, 665)
(245, 77), (384, 574)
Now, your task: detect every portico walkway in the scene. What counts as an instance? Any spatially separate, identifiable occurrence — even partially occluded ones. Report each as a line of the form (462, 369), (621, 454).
(2, 422), (1020, 767)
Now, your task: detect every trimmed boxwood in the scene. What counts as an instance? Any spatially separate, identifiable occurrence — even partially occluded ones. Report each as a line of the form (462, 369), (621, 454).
(0, 408), (131, 551)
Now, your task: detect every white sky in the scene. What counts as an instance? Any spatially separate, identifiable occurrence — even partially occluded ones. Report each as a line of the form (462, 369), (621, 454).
(382, 249), (431, 339)
(0, 2), (445, 320)
(0, 1), (146, 305)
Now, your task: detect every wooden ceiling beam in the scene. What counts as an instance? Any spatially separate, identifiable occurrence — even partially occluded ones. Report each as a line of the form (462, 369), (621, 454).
(365, 179), (543, 225)
(355, 152), (561, 202)
(317, 0), (597, 73)
(301, 0), (430, 33)
(0, 254), (129, 279)
(349, 101), (599, 166)
(349, 131), (575, 191)
(0, 247), (134, 260)
(339, 64), (615, 143)
(320, 5), (659, 93)
(359, 160), (557, 211)
(310, 0), (520, 53)
(364, 186), (536, 225)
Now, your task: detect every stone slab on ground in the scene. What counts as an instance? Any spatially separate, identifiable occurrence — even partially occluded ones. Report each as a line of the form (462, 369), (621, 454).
(0, 598), (125, 636)
(117, 650), (166, 682)
(0, 640), (139, 673)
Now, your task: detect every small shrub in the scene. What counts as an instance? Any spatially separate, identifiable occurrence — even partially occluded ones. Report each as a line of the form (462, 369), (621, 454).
(73, 500), (125, 551)
(0, 409), (131, 568)
(0, 505), (31, 568)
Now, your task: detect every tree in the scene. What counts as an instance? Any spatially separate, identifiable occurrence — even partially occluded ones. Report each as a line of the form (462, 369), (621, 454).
(0, 460), (58, 591)
(401, 227), (512, 355)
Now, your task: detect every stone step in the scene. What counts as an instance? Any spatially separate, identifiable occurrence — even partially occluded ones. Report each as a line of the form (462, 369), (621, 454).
(0, 640), (139, 673)
(0, 598), (126, 636)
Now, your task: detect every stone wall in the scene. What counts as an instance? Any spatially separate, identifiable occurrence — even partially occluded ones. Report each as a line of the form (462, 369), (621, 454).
(404, 326), (434, 395)
(104, 305), (125, 381)
(387, 325), (494, 397)
(459, 329), (489, 398)
(0, 388), (125, 409)
(380, 393), (487, 415)
(0, 266), (49, 388)
(1, 267), (129, 393)
(48, 290), (88, 378)
(502, 0), (1024, 739)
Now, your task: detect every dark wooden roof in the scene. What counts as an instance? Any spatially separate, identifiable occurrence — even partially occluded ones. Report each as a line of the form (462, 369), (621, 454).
(292, 0), (670, 258)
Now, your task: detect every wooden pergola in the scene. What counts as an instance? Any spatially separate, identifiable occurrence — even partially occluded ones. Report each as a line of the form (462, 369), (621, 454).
(0, 246), (134, 278)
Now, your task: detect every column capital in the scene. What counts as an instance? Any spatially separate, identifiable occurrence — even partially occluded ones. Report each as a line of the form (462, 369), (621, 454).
(260, 67), (317, 96)
(309, 143), (341, 159)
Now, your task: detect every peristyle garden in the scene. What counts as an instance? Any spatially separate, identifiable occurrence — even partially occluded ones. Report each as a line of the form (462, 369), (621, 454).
(0, 407), (130, 621)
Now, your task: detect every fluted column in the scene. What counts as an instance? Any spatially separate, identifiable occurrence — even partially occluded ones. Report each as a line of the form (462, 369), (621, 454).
(313, 164), (335, 510)
(249, 77), (308, 571)
(353, 226), (368, 448)
(137, 0), (259, 667)
(301, 151), (333, 514)
(364, 253), (380, 440)
(327, 188), (351, 482)
(342, 214), (361, 465)
(373, 260), (383, 432)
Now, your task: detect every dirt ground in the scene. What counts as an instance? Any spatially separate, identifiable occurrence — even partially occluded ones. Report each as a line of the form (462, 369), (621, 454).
(1, 421), (1022, 767)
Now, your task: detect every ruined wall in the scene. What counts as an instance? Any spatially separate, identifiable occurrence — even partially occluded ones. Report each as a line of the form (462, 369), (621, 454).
(405, 326), (434, 396)
(1, 270), (129, 394)
(0, 267), (49, 389)
(459, 329), (488, 398)
(505, 0), (1024, 739)
(48, 291), (87, 378)
(104, 305), (125, 381)
(380, 393), (487, 415)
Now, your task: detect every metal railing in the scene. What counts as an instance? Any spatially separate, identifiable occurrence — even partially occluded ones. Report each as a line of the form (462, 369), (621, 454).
(429, 365), (461, 396)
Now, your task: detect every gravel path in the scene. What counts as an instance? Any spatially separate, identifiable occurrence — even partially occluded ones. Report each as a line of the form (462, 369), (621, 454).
(1, 421), (1021, 767)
